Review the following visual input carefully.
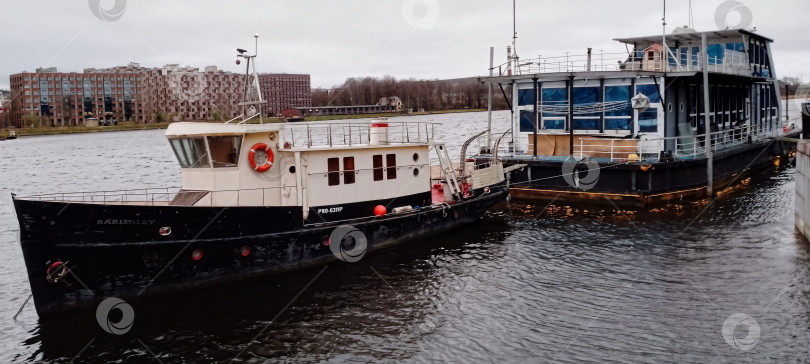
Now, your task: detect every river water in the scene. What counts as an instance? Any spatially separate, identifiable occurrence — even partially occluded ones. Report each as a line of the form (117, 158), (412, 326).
(1, 111), (809, 363)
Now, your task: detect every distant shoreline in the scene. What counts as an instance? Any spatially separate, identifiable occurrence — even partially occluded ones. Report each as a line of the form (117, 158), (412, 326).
(2, 108), (495, 138)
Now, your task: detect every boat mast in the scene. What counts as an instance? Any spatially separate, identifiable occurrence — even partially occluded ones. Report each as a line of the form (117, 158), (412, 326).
(233, 34), (265, 124)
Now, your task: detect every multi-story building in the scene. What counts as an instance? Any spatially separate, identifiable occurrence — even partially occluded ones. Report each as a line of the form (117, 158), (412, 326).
(257, 73), (311, 115)
(8, 65), (311, 127)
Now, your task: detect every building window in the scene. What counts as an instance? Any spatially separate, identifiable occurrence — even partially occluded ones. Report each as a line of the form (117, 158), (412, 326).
(343, 157), (355, 184)
(386, 154), (397, 179)
(328, 157), (340, 186)
(373, 155), (384, 181)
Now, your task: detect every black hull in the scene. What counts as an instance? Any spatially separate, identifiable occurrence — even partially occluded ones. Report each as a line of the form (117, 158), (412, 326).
(497, 133), (799, 207)
(13, 187), (507, 316)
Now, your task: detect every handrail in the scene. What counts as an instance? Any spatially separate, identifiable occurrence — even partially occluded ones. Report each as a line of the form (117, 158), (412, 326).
(512, 50), (753, 75)
(572, 123), (788, 162)
(281, 121), (440, 149)
(15, 186), (294, 207)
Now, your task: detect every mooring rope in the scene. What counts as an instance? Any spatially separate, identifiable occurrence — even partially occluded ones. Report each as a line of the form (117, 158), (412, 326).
(13, 294), (32, 321)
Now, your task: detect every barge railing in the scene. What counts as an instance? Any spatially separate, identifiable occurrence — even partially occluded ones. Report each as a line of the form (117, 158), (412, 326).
(511, 50), (752, 76)
(575, 123), (792, 162)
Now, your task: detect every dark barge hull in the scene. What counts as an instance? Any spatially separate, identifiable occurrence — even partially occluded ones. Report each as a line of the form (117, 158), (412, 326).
(13, 187), (507, 316)
(498, 133), (799, 207)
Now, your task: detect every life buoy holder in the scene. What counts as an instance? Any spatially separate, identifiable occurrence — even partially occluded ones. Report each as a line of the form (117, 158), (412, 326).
(248, 143), (274, 172)
(45, 261), (69, 283)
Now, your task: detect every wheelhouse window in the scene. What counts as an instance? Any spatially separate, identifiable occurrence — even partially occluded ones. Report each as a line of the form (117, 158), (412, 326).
(207, 135), (242, 167)
(386, 154), (397, 179)
(169, 138), (210, 168)
(328, 158), (340, 186)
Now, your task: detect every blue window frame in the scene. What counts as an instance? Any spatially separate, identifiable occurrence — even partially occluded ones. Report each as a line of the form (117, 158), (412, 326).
(638, 109), (658, 132)
(518, 89), (535, 106)
(519, 110), (536, 132)
(707, 44), (724, 64)
(636, 84), (661, 103)
(541, 87), (567, 119)
(543, 120), (565, 130)
(605, 85), (631, 117)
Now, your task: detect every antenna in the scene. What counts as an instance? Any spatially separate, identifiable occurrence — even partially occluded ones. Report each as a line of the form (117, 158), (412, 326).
(688, 0), (694, 29)
(511, 0), (519, 73)
(662, 0), (667, 70)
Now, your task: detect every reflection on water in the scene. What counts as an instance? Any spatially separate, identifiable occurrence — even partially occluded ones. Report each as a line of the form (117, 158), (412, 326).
(1, 112), (809, 362)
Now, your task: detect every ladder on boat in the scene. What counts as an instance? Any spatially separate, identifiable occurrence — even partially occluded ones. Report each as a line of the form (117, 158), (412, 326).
(435, 143), (462, 200)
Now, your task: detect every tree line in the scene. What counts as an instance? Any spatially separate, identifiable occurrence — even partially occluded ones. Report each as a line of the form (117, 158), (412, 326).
(311, 76), (511, 111)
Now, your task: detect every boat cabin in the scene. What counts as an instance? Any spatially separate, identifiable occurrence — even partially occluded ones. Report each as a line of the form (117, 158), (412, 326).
(165, 121), (459, 223)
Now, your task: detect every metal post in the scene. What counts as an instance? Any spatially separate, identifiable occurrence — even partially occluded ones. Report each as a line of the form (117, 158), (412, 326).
(533, 77), (539, 158)
(568, 75), (575, 156)
(701, 32), (713, 196)
(586, 48), (592, 72)
(486, 46), (494, 153)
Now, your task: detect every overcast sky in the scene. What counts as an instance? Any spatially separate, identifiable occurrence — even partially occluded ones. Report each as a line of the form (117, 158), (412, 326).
(1, 0), (808, 90)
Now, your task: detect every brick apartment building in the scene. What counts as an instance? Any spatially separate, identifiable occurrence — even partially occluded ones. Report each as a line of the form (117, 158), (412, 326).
(8, 65), (311, 127)
(257, 73), (311, 115)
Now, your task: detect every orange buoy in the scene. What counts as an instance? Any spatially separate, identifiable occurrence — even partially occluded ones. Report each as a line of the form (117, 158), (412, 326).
(374, 205), (386, 216)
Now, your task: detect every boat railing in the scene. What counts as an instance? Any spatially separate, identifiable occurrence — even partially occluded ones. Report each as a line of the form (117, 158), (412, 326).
(15, 186), (296, 207)
(16, 187), (181, 205)
(281, 121), (440, 149)
(513, 50), (752, 75)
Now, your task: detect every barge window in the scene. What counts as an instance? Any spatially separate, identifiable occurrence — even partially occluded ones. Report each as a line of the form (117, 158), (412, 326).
(638, 109), (658, 133)
(636, 84), (660, 103)
(541, 88), (566, 130)
(327, 158), (340, 186)
(170, 138), (210, 168)
(520, 110), (536, 132)
(373, 155), (384, 181)
(604, 85), (631, 130)
(572, 87), (600, 130)
(386, 154), (397, 180)
(518, 89), (535, 106)
(207, 136), (242, 167)
(343, 157), (355, 184)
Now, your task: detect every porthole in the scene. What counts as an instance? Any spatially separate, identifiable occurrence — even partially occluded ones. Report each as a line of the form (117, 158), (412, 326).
(413, 153), (419, 162)
(413, 168), (420, 177)
(667, 103), (673, 112)
(680, 103), (685, 112)
(289, 165), (296, 173)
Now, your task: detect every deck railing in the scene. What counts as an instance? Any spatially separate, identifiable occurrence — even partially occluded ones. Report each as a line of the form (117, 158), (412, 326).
(16, 186), (294, 207)
(575, 123), (789, 162)
(281, 121), (439, 149)
(511, 50), (753, 76)
(17, 187), (181, 205)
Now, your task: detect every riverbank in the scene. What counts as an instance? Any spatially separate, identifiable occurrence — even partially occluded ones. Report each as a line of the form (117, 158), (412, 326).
(0, 109), (495, 138)
(2, 122), (172, 138)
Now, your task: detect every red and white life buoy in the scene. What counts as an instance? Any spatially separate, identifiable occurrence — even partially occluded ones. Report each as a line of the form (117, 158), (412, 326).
(248, 143), (274, 172)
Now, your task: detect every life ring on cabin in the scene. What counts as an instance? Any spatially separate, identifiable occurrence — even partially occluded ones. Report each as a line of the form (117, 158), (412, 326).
(248, 143), (274, 172)
(45, 261), (68, 283)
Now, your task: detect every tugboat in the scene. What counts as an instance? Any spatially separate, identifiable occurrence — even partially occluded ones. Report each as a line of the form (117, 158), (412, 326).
(477, 22), (800, 207)
(12, 40), (510, 316)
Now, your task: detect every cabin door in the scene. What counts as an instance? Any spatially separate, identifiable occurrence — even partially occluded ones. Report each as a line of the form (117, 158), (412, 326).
(634, 104), (665, 158)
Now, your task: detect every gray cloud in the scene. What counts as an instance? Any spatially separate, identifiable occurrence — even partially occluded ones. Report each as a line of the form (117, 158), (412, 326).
(0, 0), (807, 91)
